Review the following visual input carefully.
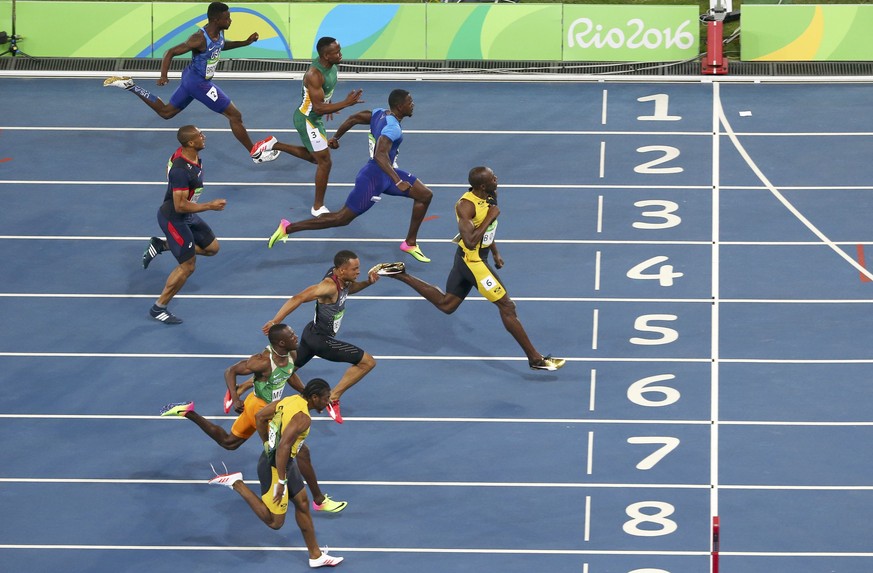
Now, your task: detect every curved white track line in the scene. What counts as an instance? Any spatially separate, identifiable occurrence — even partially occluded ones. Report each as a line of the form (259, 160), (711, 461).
(715, 89), (873, 282)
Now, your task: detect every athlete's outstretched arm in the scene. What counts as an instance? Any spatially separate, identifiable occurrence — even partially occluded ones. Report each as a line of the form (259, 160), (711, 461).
(328, 110), (373, 149)
(224, 32), (258, 50)
(262, 280), (335, 333)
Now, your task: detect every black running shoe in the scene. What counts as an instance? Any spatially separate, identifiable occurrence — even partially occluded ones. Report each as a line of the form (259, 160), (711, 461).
(142, 237), (165, 269)
(149, 305), (183, 325)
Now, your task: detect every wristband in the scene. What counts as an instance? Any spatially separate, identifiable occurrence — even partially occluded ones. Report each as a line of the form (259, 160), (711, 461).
(278, 478), (287, 485)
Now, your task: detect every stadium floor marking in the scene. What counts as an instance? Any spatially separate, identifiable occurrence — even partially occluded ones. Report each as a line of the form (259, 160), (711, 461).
(0, 478), (709, 488)
(715, 83), (873, 282)
(0, 544), (708, 556)
(7, 125), (873, 137)
(2, 478), (872, 491)
(6, 414), (873, 427)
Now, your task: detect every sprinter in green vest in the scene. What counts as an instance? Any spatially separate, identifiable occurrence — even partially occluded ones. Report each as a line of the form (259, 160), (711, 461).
(257, 37), (365, 218)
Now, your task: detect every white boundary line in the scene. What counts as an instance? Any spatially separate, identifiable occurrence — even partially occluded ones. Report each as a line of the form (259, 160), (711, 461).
(4, 294), (873, 304)
(3, 414), (872, 426)
(7, 236), (873, 247)
(7, 125), (873, 137)
(2, 126), (712, 136)
(710, 82), (722, 534)
(0, 180), (708, 189)
(0, 542), (870, 557)
(0, 543), (706, 555)
(5, 69), (873, 84)
(6, 181), (873, 191)
(8, 353), (873, 364)
(2, 477), (872, 490)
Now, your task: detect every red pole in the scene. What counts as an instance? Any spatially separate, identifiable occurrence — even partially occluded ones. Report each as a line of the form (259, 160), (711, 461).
(702, 21), (728, 75)
(712, 516), (720, 573)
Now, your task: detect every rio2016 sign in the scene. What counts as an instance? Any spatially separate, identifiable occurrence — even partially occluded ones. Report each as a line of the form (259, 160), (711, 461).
(563, 6), (699, 62)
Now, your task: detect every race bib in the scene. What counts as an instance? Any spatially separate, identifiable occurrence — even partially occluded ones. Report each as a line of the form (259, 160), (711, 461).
(367, 134), (399, 167)
(190, 187), (203, 203)
(293, 438), (306, 456)
(266, 421), (278, 450)
(480, 274), (498, 291)
(205, 57), (219, 80)
(332, 309), (344, 334)
(481, 220), (498, 247)
(271, 386), (285, 401)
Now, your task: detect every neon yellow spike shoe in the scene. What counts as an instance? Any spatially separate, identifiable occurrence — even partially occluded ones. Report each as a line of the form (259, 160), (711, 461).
(530, 355), (566, 371)
(400, 241), (430, 263)
(268, 219), (290, 249)
(160, 401), (194, 417)
(313, 494), (348, 513)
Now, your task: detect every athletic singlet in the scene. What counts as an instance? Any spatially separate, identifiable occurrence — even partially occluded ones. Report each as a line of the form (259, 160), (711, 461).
(252, 346), (295, 403)
(311, 269), (347, 336)
(297, 59), (337, 120)
(189, 27), (224, 80)
(456, 190), (498, 263)
(265, 394), (310, 463)
(367, 108), (402, 168)
(161, 147), (204, 217)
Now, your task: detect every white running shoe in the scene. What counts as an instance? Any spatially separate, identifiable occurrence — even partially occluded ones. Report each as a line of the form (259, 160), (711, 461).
(309, 547), (344, 568)
(311, 205), (330, 217)
(208, 471), (243, 489)
(252, 149), (280, 164)
(251, 136), (279, 163)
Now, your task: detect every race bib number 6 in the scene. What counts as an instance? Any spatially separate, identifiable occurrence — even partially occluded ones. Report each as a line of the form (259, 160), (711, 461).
(480, 275), (497, 291)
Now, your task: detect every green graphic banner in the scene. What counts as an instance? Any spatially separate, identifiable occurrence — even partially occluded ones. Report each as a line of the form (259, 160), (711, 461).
(17, 1), (152, 58)
(0, 1), (11, 41)
(152, 3), (290, 59)
(563, 5), (698, 62)
(296, 4), (426, 60)
(426, 4), (561, 61)
(742, 5), (873, 61)
(5, 2), (699, 62)
(151, 3), (426, 61)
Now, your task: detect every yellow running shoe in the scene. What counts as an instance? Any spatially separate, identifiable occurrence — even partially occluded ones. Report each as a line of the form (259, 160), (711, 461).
(530, 355), (566, 371)
(267, 219), (290, 248)
(313, 494), (348, 513)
